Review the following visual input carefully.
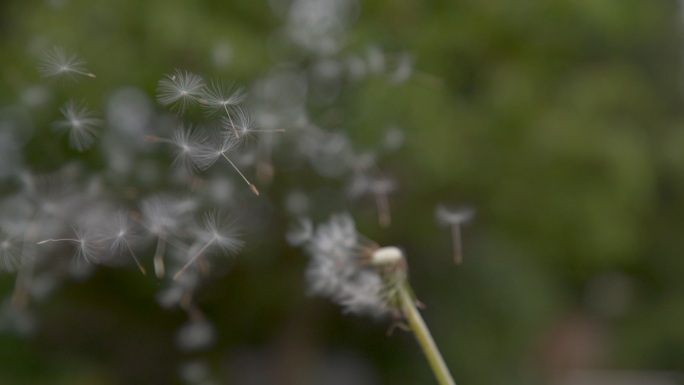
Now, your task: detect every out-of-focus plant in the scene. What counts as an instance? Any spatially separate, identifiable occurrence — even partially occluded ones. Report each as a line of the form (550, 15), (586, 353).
(0, 0), (467, 383)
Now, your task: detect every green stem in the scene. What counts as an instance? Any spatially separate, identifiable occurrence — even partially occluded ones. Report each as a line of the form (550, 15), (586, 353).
(399, 284), (456, 385)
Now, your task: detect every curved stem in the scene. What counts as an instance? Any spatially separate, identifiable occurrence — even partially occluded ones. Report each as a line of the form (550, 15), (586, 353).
(153, 238), (166, 278)
(223, 105), (240, 139)
(221, 154), (259, 195)
(399, 284), (456, 385)
(173, 240), (212, 280)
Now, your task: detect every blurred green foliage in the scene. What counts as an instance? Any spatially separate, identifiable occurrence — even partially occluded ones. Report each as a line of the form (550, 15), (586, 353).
(1, 0), (684, 384)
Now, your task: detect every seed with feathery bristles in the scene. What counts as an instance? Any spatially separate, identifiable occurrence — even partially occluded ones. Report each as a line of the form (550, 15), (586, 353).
(37, 222), (104, 266)
(221, 106), (285, 141)
(51, 100), (101, 151)
(105, 211), (146, 274)
(137, 195), (198, 278)
(157, 69), (205, 114)
(145, 125), (213, 172)
(0, 228), (30, 272)
(38, 46), (96, 81)
(173, 210), (243, 280)
(201, 81), (246, 112)
(435, 205), (475, 265)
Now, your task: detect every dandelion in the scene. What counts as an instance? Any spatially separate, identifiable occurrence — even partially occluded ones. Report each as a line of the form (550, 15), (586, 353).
(348, 173), (396, 228)
(37, 222), (104, 266)
(221, 106), (285, 142)
(292, 213), (388, 317)
(145, 125), (213, 172)
(202, 129), (260, 196)
(219, 106), (285, 188)
(202, 81), (246, 113)
(201, 80), (246, 138)
(173, 210), (243, 280)
(104, 211), (146, 274)
(435, 205), (475, 265)
(200, 79), (286, 140)
(0, 228), (29, 272)
(38, 46), (96, 81)
(157, 69), (205, 114)
(51, 100), (101, 151)
(291, 213), (457, 385)
(138, 195), (197, 278)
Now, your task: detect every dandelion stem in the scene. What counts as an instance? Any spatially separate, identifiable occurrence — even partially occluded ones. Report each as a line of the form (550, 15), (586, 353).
(154, 238), (166, 278)
(37, 238), (79, 244)
(221, 153), (259, 196)
(399, 283), (456, 385)
(144, 135), (170, 144)
(128, 247), (147, 275)
(451, 224), (462, 265)
(198, 256), (211, 277)
(374, 192), (391, 228)
(223, 105), (240, 139)
(173, 241), (213, 280)
(74, 70), (96, 78)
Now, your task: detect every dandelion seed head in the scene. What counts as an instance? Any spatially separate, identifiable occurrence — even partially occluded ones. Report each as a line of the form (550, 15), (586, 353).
(370, 246), (403, 267)
(70, 222), (105, 265)
(169, 125), (214, 171)
(38, 46), (95, 82)
(51, 100), (101, 151)
(157, 69), (205, 114)
(201, 81), (246, 115)
(0, 229), (27, 272)
(223, 106), (257, 140)
(435, 205), (475, 226)
(106, 211), (138, 254)
(297, 213), (395, 318)
(203, 127), (239, 164)
(141, 195), (197, 237)
(338, 271), (388, 318)
(194, 211), (243, 255)
(37, 220), (106, 267)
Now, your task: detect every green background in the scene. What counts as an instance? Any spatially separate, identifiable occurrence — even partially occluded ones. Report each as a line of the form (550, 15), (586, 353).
(1, 0), (684, 384)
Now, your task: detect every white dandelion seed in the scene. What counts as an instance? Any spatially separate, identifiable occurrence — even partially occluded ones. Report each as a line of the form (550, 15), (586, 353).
(203, 128), (260, 196)
(221, 106), (285, 142)
(105, 210), (146, 274)
(145, 125), (213, 172)
(138, 194), (198, 278)
(157, 69), (205, 114)
(348, 173), (396, 228)
(51, 100), (101, 151)
(0, 228), (31, 272)
(37, 222), (104, 266)
(174, 210), (243, 280)
(38, 46), (96, 81)
(435, 204), (475, 265)
(201, 81), (246, 114)
(295, 213), (409, 318)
